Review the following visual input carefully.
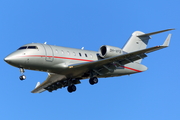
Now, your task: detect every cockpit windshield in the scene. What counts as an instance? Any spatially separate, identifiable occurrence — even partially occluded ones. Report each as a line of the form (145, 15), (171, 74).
(28, 46), (38, 49)
(18, 46), (27, 50)
(18, 46), (38, 50)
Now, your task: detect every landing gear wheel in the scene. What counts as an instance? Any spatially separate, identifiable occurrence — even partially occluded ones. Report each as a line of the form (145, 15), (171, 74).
(19, 75), (26, 80)
(56, 82), (63, 88)
(89, 77), (98, 85)
(67, 85), (76, 93)
(47, 86), (53, 92)
(52, 84), (58, 90)
(19, 68), (26, 81)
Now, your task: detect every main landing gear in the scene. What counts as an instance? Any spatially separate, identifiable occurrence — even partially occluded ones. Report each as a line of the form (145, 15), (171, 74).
(67, 85), (76, 93)
(67, 77), (98, 93)
(45, 79), (79, 93)
(46, 77), (99, 93)
(67, 79), (77, 93)
(89, 71), (98, 85)
(89, 77), (98, 85)
(19, 68), (26, 80)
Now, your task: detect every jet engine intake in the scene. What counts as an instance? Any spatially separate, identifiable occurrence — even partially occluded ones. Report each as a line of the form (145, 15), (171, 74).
(99, 45), (122, 58)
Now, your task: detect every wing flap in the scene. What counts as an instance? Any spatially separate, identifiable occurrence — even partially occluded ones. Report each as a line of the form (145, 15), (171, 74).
(31, 73), (66, 93)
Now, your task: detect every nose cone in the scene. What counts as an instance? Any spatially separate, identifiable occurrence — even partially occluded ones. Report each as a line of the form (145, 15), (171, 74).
(4, 52), (26, 68)
(4, 56), (12, 63)
(4, 54), (19, 66)
(4, 55), (15, 63)
(5, 50), (28, 68)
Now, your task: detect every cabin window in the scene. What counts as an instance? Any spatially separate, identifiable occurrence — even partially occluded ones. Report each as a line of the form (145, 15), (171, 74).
(67, 51), (70, 55)
(61, 50), (64, 54)
(73, 52), (76, 56)
(79, 53), (82, 57)
(55, 49), (58, 53)
(90, 54), (93, 58)
(85, 54), (88, 57)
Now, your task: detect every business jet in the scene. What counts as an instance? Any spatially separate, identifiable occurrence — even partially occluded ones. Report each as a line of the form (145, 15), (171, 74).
(4, 29), (174, 93)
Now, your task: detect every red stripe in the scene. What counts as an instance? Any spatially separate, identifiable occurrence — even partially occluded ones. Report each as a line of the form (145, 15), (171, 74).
(53, 56), (94, 62)
(19, 55), (142, 72)
(123, 66), (142, 72)
(19, 55), (94, 62)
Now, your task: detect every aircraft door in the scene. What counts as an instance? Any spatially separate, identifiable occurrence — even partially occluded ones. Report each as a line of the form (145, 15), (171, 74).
(43, 45), (54, 62)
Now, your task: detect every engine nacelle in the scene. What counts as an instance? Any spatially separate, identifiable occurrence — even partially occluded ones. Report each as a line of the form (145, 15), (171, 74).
(99, 45), (122, 58)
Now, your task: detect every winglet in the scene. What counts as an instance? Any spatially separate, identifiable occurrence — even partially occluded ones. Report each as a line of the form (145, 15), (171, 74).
(162, 34), (172, 47)
(35, 82), (41, 88)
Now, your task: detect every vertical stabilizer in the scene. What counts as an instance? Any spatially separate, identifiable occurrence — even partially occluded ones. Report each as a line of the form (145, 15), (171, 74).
(122, 29), (174, 63)
(123, 31), (151, 53)
(123, 31), (150, 63)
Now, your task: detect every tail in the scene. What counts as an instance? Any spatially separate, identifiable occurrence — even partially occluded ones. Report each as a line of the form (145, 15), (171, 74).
(122, 29), (174, 63)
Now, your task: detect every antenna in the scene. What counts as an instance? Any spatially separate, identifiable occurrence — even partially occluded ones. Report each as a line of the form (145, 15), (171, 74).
(44, 42), (47, 44)
(81, 47), (84, 50)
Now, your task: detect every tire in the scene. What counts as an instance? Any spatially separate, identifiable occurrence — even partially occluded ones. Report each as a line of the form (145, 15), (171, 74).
(47, 86), (53, 92)
(89, 77), (98, 85)
(19, 75), (26, 80)
(56, 82), (62, 88)
(67, 85), (76, 93)
(71, 85), (76, 92)
(52, 84), (58, 90)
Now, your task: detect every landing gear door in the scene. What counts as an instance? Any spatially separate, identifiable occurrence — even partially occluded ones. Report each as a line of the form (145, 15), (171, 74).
(43, 45), (54, 62)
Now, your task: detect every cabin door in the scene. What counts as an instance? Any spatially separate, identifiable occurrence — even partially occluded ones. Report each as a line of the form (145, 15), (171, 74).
(43, 45), (54, 62)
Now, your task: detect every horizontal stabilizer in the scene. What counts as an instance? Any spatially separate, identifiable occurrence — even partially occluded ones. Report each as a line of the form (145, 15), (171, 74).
(137, 29), (174, 37)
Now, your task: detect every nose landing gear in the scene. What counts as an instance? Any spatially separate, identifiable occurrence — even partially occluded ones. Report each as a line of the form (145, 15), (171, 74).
(19, 68), (26, 80)
(19, 75), (26, 80)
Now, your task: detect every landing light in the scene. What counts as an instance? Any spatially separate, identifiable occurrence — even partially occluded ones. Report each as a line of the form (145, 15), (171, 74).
(69, 66), (74, 68)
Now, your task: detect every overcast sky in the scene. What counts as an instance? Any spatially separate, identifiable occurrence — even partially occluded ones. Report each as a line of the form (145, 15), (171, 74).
(1, 0), (179, 120)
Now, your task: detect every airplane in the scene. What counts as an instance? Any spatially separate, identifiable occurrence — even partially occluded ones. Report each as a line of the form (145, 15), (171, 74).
(4, 29), (174, 93)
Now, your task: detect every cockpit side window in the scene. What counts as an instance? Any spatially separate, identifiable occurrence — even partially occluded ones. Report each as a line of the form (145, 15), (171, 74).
(28, 46), (38, 49)
(18, 46), (27, 50)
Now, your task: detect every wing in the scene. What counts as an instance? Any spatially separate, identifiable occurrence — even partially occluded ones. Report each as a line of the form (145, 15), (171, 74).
(31, 73), (66, 93)
(68, 34), (171, 72)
